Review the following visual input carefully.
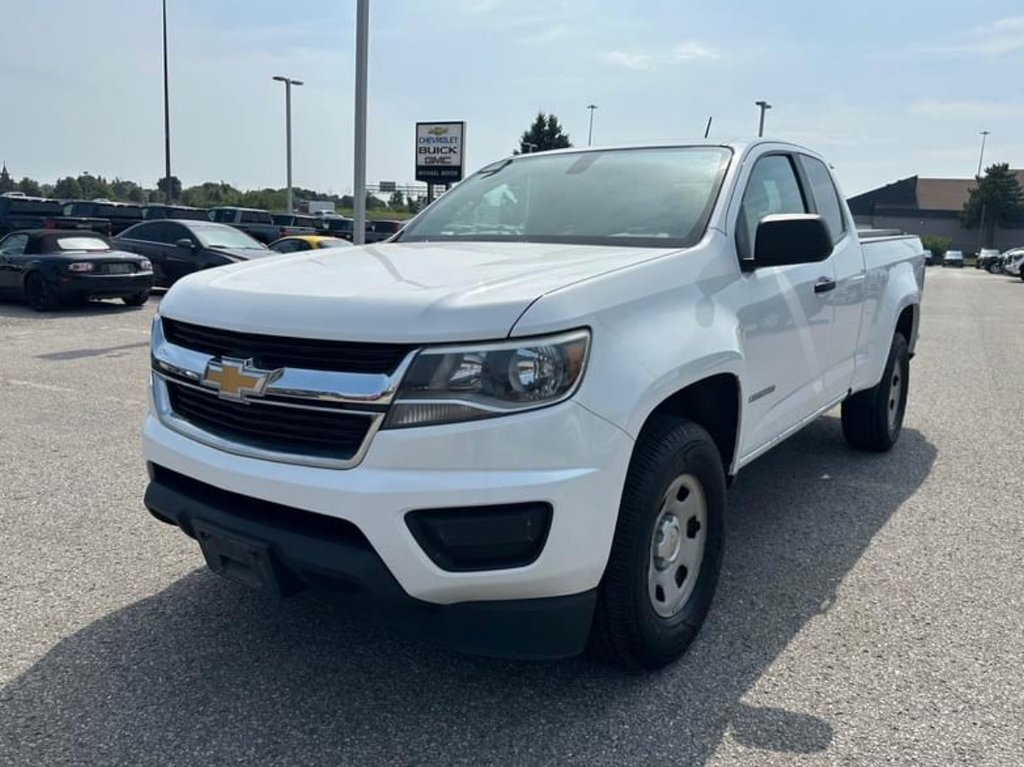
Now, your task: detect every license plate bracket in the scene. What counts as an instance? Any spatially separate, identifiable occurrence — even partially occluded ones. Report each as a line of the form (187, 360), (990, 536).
(193, 521), (288, 598)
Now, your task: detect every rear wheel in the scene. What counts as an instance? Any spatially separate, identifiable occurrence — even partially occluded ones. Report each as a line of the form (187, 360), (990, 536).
(122, 290), (150, 307)
(592, 417), (725, 670)
(842, 332), (909, 452)
(25, 273), (59, 312)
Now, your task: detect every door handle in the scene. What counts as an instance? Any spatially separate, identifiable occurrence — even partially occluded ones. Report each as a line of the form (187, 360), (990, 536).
(813, 277), (836, 294)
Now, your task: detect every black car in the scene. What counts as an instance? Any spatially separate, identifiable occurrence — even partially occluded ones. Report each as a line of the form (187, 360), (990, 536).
(0, 196), (110, 236)
(63, 200), (144, 235)
(0, 229), (153, 311)
(365, 219), (404, 243)
(142, 204), (211, 221)
(115, 219), (271, 288)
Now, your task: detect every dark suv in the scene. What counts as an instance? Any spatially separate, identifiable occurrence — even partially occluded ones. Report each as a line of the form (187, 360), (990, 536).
(63, 201), (145, 235)
(0, 196), (109, 236)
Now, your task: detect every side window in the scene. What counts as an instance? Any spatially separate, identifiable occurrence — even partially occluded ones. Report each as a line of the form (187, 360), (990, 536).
(736, 154), (807, 261)
(211, 209), (235, 223)
(0, 234), (29, 255)
(129, 222), (164, 242)
(799, 156), (847, 244)
(164, 223), (190, 244)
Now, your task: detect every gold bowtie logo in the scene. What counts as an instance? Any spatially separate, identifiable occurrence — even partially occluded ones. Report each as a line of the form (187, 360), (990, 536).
(201, 358), (279, 400)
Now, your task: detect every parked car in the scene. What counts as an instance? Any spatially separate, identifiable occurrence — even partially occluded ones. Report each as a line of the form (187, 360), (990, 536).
(364, 219), (405, 243)
(271, 214), (320, 237)
(208, 206), (279, 244)
(976, 248), (1001, 271)
(0, 229), (152, 311)
(115, 220), (270, 288)
(319, 216), (355, 239)
(143, 141), (926, 668)
(942, 249), (964, 268)
(1004, 250), (1024, 279)
(143, 204), (211, 222)
(0, 196), (110, 236)
(63, 200), (145, 236)
(268, 235), (353, 253)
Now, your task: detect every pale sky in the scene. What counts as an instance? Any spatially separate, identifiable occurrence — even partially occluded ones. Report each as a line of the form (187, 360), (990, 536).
(2, 0), (1023, 196)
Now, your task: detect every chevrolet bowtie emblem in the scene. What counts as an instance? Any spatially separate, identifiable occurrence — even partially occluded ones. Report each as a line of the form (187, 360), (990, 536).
(201, 358), (280, 401)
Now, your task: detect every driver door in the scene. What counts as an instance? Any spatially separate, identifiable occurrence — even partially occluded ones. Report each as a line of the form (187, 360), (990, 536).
(734, 153), (838, 460)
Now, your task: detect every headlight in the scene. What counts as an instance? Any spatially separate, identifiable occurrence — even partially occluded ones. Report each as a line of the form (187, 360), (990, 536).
(139, 259), (152, 272)
(385, 329), (590, 428)
(68, 262), (95, 272)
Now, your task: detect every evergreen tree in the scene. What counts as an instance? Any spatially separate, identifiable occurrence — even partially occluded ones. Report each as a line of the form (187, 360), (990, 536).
(516, 112), (572, 154)
(962, 164), (1024, 247)
(0, 163), (15, 193)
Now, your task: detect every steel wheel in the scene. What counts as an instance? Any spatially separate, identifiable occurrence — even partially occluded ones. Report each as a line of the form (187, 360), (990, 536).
(887, 357), (904, 433)
(648, 473), (707, 618)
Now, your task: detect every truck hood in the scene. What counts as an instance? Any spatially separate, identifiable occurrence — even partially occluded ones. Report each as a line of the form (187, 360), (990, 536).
(159, 241), (677, 342)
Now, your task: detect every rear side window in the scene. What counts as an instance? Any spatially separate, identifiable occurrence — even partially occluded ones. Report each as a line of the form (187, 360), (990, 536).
(736, 154), (807, 260)
(9, 199), (63, 216)
(210, 209), (236, 223)
(798, 156), (847, 244)
(240, 210), (272, 224)
(57, 236), (110, 251)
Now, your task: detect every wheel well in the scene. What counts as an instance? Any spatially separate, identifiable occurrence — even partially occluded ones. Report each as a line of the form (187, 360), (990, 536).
(641, 374), (740, 473)
(896, 305), (916, 347)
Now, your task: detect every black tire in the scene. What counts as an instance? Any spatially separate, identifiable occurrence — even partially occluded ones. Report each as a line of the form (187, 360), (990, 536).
(25, 272), (59, 312)
(122, 290), (150, 307)
(841, 332), (909, 452)
(592, 417), (726, 670)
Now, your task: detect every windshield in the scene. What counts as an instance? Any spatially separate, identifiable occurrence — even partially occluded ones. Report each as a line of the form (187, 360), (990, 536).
(57, 236), (110, 251)
(191, 224), (265, 250)
(399, 147), (731, 248)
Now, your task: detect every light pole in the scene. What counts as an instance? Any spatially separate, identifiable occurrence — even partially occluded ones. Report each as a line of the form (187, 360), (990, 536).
(976, 130), (990, 178)
(162, 0), (172, 203)
(352, 0), (369, 245)
(587, 104), (598, 146)
(755, 100), (772, 138)
(272, 76), (303, 214)
(522, 142), (538, 154)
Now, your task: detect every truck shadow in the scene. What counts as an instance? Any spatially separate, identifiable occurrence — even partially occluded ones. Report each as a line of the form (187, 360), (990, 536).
(0, 417), (936, 766)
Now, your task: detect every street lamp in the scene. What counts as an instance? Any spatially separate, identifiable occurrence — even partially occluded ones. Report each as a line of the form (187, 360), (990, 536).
(522, 142), (538, 154)
(272, 75), (304, 214)
(352, 0), (369, 245)
(755, 100), (772, 138)
(587, 104), (598, 146)
(977, 130), (990, 178)
(162, 0), (172, 203)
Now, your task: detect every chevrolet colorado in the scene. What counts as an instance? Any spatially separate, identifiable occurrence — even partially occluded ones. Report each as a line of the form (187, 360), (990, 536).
(143, 141), (926, 668)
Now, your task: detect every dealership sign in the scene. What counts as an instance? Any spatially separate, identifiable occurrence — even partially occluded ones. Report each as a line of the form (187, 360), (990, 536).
(415, 121), (465, 184)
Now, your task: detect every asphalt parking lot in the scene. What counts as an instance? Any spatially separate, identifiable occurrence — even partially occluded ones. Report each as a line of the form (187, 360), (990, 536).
(1, 267), (1022, 766)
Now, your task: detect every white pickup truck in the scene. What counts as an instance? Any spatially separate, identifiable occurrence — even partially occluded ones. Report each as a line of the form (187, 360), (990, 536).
(143, 141), (926, 669)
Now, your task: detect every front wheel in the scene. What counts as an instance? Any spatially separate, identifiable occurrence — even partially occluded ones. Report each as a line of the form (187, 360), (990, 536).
(592, 417), (726, 670)
(122, 290), (150, 307)
(842, 332), (910, 452)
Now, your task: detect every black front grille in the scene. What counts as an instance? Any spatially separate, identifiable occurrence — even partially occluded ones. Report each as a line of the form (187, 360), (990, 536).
(167, 382), (374, 460)
(162, 318), (412, 374)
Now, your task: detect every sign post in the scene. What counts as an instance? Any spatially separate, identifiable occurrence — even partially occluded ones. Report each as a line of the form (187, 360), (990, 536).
(415, 122), (465, 202)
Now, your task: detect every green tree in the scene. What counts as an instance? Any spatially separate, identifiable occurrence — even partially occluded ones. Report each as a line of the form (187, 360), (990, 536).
(388, 190), (405, 209)
(516, 112), (572, 154)
(961, 163), (1024, 247)
(53, 176), (83, 200)
(156, 175), (183, 202)
(77, 173), (111, 200)
(18, 177), (42, 197)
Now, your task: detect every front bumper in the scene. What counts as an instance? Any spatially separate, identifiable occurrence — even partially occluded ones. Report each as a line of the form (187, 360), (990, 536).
(144, 463), (596, 658)
(54, 272), (152, 299)
(143, 398), (634, 604)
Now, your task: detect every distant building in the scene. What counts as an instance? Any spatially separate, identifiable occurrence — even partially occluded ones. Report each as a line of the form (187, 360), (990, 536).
(848, 171), (1024, 252)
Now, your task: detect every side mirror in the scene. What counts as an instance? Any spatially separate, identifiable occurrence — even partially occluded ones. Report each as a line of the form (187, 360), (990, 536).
(175, 238), (195, 250)
(753, 214), (833, 268)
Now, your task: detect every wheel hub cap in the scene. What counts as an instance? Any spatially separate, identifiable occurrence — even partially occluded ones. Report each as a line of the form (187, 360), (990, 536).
(648, 474), (708, 618)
